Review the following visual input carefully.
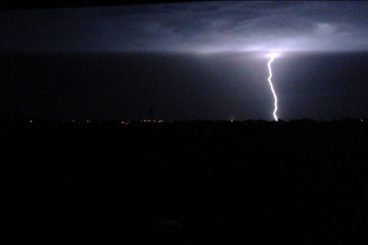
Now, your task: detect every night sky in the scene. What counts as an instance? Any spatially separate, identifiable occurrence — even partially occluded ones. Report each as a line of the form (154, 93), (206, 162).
(1, 1), (368, 120)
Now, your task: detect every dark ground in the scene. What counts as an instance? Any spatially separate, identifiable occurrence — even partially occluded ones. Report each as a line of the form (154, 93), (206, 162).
(1, 120), (368, 243)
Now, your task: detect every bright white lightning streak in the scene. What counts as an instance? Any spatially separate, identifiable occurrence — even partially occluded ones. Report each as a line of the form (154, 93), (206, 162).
(266, 53), (279, 121)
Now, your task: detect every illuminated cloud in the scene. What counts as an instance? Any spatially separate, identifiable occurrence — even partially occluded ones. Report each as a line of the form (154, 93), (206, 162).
(1, 1), (368, 53)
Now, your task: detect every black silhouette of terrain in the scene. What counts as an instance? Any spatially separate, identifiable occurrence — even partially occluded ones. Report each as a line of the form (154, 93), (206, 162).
(1, 119), (368, 244)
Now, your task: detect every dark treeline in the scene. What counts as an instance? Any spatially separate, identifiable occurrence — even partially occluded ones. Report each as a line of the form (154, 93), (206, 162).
(2, 120), (368, 243)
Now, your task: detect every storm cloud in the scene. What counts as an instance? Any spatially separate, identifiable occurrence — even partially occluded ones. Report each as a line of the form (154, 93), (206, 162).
(1, 1), (368, 53)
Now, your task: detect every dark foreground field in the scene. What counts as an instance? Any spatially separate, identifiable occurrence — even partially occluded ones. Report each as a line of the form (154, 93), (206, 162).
(2, 120), (368, 243)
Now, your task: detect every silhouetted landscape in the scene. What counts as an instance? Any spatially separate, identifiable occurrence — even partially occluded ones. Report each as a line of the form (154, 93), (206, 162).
(2, 119), (368, 243)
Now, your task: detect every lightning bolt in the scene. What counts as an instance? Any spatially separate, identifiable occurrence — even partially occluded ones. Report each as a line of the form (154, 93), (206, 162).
(267, 53), (279, 121)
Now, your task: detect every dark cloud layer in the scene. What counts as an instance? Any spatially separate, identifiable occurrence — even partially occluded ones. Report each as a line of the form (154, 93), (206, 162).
(1, 1), (368, 52)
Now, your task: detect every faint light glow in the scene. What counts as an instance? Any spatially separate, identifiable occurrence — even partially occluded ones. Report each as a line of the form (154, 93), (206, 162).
(29, 120), (33, 123)
(266, 52), (280, 121)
